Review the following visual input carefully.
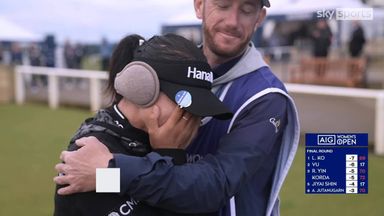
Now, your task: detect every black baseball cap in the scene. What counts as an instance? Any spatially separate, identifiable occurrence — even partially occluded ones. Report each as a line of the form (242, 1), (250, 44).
(134, 57), (233, 120)
(116, 34), (233, 120)
(262, 0), (271, 8)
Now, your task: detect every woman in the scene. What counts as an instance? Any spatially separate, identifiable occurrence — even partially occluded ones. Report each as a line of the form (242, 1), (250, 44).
(54, 33), (232, 216)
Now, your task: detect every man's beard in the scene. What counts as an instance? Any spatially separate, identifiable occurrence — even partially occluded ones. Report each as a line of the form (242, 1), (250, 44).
(203, 24), (249, 59)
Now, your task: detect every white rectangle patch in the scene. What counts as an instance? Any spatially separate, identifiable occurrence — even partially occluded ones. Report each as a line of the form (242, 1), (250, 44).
(96, 168), (120, 193)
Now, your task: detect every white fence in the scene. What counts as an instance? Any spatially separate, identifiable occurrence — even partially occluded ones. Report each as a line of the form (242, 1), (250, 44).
(14, 66), (384, 155)
(15, 65), (108, 111)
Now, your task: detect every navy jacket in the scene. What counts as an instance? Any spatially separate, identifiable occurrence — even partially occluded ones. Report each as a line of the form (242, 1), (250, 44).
(112, 44), (300, 216)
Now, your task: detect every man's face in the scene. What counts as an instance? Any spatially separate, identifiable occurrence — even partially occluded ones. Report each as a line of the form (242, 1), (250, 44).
(195, 0), (266, 60)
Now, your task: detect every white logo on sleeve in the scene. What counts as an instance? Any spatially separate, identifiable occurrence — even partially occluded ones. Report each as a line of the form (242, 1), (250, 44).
(269, 118), (281, 133)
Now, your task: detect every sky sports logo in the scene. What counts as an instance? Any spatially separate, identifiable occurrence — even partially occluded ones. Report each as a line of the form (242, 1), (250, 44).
(317, 8), (373, 20)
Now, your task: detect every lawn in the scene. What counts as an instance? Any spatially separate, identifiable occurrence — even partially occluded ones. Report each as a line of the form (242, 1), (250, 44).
(0, 103), (383, 215)
(0, 103), (90, 215)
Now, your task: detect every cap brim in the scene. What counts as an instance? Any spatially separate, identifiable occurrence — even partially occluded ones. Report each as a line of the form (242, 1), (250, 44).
(160, 80), (233, 120)
(263, 0), (270, 8)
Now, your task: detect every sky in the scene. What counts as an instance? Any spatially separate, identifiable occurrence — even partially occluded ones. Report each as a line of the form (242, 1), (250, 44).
(2, 0), (382, 44)
(0, 0), (200, 43)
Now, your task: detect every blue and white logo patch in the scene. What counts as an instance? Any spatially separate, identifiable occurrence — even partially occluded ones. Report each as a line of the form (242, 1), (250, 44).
(175, 90), (192, 108)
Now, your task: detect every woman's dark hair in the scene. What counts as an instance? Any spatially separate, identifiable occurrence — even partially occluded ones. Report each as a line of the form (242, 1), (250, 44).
(106, 33), (207, 104)
(105, 34), (144, 104)
(135, 33), (207, 62)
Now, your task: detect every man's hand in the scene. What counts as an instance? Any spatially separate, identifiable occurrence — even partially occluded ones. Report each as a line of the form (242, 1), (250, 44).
(53, 136), (113, 195)
(144, 106), (201, 149)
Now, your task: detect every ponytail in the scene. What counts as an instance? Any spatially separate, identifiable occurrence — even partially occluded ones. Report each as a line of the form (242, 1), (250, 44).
(106, 34), (145, 104)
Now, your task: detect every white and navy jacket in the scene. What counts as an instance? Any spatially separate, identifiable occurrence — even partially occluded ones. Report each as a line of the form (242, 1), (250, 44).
(114, 43), (300, 216)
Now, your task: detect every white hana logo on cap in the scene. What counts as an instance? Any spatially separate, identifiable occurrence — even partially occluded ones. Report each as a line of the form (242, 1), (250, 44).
(175, 90), (192, 108)
(187, 66), (213, 83)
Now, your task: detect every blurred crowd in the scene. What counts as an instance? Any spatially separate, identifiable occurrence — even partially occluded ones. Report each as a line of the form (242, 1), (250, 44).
(0, 20), (377, 89)
(0, 21), (368, 69)
(0, 34), (114, 71)
(0, 34), (117, 89)
(260, 19), (368, 62)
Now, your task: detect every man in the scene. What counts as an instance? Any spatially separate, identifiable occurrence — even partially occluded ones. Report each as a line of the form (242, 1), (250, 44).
(55, 1), (300, 215)
(311, 20), (333, 57)
(348, 21), (366, 57)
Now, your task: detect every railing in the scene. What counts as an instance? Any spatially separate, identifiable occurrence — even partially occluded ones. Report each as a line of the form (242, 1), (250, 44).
(288, 57), (367, 87)
(258, 46), (293, 61)
(14, 66), (384, 155)
(15, 65), (108, 111)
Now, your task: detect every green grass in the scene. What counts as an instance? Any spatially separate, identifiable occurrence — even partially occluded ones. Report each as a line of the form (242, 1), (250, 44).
(0, 103), (91, 215)
(82, 55), (102, 71)
(0, 103), (383, 215)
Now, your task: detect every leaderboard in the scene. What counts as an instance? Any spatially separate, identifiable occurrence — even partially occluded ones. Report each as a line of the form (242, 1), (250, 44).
(305, 133), (368, 194)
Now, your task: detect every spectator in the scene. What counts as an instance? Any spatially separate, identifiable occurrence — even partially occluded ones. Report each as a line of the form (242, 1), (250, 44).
(39, 34), (56, 86)
(349, 21), (366, 57)
(11, 42), (23, 65)
(42, 34), (56, 67)
(64, 39), (76, 69)
(28, 42), (43, 88)
(100, 37), (113, 71)
(0, 44), (3, 63)
(311, 20), (333, 57)
(29, 42), (42, 66)
(73, 43), (84, 69)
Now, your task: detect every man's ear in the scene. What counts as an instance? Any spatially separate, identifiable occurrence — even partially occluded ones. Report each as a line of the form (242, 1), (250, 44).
(194, 0), (203, 19)
(254, 8), (267, 30)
